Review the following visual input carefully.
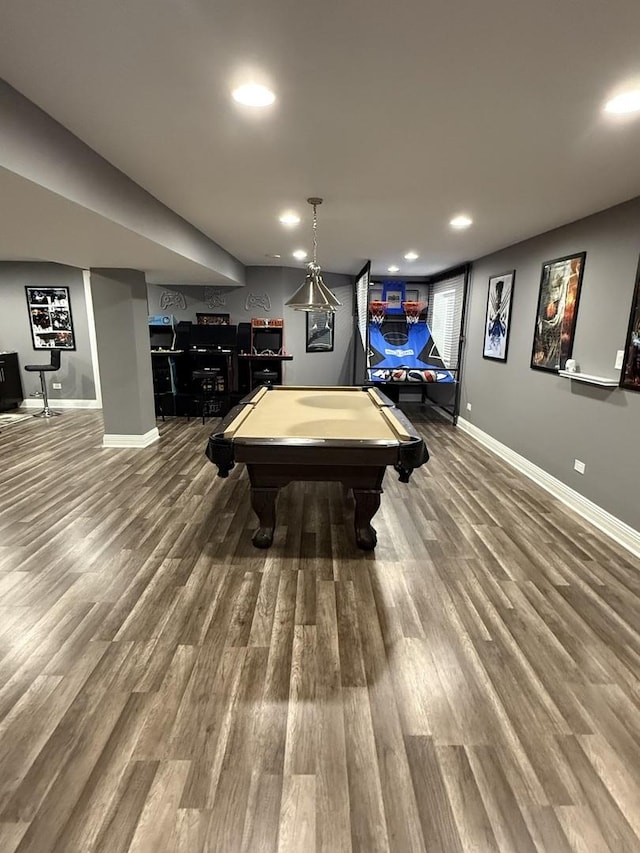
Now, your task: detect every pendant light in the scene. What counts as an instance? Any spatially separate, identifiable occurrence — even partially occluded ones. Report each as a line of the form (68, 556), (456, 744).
(285, 198), (341, 312)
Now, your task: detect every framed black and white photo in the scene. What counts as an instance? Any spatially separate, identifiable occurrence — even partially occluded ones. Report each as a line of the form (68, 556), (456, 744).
(25, 286), (76, 350)
(483, 271), (515, 362)
(531, 252), (585, 372)
(306, 311), (334, 352)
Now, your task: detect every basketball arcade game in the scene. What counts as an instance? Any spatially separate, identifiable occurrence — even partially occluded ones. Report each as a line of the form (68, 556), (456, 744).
(365, 285), (462, 419)
(368, 299), (456, 383)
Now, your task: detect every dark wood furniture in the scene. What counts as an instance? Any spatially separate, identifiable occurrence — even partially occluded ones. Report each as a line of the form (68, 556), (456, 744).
(206, 385), (428, 550)
(237, 353), (294, 393)
(0, 352), (24, 412)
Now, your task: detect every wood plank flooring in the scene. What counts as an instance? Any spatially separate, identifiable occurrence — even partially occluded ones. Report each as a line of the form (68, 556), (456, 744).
(0, 407), (639, 852)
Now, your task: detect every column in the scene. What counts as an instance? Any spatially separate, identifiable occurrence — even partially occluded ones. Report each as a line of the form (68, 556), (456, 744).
(90, 268), (158, 447)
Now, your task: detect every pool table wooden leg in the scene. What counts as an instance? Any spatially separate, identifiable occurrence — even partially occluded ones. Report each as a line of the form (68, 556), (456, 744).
(250, 487), (278, 548)
(352, 488), (381, 550)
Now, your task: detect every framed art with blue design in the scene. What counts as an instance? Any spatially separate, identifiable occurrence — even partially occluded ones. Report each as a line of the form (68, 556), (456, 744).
(483, 271), (514, 362)
(381, 281), (406, 315)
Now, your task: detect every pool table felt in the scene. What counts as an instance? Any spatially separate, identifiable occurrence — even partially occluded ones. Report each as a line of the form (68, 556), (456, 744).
(223, 386), (412, 442)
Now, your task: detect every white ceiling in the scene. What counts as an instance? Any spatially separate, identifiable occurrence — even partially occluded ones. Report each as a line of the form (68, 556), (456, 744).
(1, 0), (640, 280)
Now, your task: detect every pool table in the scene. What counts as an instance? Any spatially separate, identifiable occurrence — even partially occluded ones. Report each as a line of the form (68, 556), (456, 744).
(205, 385), (429, 550)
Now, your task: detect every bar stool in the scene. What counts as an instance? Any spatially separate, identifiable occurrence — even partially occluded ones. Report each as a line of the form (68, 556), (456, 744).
(23, 349), (62, 417)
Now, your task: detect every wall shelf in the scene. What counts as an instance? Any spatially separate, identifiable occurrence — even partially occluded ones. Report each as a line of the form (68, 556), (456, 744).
(558, 370), (619, 387)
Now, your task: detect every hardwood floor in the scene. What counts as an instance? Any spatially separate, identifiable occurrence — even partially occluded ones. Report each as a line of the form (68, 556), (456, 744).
(0, 407), (639, 852)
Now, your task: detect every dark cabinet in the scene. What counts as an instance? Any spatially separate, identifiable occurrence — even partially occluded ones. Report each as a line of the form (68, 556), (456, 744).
(0, 352), (24, 412)
(237, 354), (293, 393)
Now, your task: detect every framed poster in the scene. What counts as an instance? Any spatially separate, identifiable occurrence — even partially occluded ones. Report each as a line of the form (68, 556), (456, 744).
(483, 270), (515, 362)
(306, 311), (334, 352)
(620, 255), (640, 392)
(25, 286), (76, 350)
(531, 252), (586, 372)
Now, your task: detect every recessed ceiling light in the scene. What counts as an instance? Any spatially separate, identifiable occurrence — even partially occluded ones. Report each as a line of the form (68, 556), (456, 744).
(404, 251), (419, 261)
(388, 265), (400, 273)
(279, 212), (300, 227)
(450, 215), (473, 230)
(265, 253), (281, 259)
(604, 89), (640, 115)
(292, 249), (307, 260)
(232, 83), (276, 107)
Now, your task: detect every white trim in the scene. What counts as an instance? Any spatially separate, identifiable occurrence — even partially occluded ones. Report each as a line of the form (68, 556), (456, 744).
(102, 428), (160, 448)
(83, 269), (103, 407)
(23, 397), (101, 409)
(457, 417), (640, 559)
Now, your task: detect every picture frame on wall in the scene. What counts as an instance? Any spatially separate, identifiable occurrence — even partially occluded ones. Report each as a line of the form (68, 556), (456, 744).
(531, 251), (586, 372)
(482, 270), (515, 362)
(620, 255), (640, 392)
(306, 311), (334, 353)
(196, 312), (230, 325)
(25, 286), (76, 350)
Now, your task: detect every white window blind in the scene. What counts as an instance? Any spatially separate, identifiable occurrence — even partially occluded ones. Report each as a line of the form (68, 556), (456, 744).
(356, 268), (369, 349)
(429, 274), (464, 369)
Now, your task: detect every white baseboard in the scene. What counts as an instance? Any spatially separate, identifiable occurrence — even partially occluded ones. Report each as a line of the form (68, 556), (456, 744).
(23, 398), (102, 410)
(102, 428), (160, 448)
(457, 417), (640, 560)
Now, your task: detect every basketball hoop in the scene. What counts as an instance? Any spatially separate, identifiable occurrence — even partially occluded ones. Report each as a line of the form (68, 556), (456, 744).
(403, 301), (425, 325)
(369, 301), (388, 326)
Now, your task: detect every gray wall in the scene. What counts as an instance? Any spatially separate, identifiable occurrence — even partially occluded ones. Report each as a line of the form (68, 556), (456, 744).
(462, 196), (640, 531)
(0, 262), (96, 400)
(147, 266), (354, 385)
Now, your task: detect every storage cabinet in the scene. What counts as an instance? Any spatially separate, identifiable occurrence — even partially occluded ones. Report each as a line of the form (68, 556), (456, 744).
(0, 352), (24, 412)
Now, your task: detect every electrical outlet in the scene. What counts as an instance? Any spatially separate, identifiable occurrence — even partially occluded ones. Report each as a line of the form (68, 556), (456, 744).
(52, 382), (62, 390)
(466, 402), (472, 411)
(615, 350), (624, 369)
(574, 459), (586, 474)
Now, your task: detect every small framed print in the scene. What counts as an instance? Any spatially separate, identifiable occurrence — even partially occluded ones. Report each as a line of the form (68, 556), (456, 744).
(25, 286), (76, 350)
(306, 311), (334, 352)
(483, 271), (515, 362)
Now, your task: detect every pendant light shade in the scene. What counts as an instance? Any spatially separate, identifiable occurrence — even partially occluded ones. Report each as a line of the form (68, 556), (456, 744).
(285, 198), (341, 312)
(285, 263), (342, 311)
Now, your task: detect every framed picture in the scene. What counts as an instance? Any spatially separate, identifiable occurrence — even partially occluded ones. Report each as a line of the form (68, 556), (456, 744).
(196, 312), (230, 325)
(531, 252), (586, 372)
(25, 286), (76, 350)
(620, 255), (640, 392)
(306, 311), (334, 352)
(382, 281), (406, 314)
(483, 270), (515, 362)
(405, 288), (420, 302)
